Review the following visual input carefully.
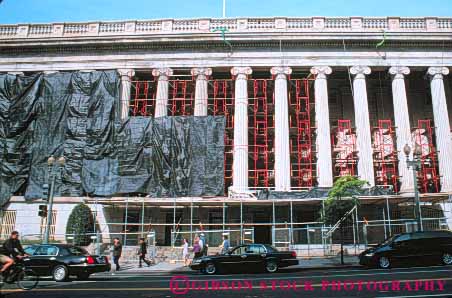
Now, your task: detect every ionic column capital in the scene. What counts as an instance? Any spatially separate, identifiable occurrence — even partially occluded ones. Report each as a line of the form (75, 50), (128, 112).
(152, 67), (173, 80)
(389, 66), (410, 79)
(427, 67), (449, 80)
(231, 66), (252, 79)
(350, 66), (371, 79)
(117, 69), (135, 79)
(191, 67), (212, 80)
(270, 66), (292, 78)
(310, 66), (332, 79)
(7, 72), (24, 76)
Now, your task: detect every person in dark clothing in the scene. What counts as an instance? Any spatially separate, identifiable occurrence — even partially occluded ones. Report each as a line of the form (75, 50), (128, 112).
(112, 238), (122, 271)
(0, 231), (27, 280)
(138, 238), (151, 268)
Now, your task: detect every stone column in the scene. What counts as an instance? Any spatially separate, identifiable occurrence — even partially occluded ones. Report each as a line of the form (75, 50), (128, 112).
(427, 67), (452, 192)
(350, 66), (375, 186)
(389, 66), (415, 193)
(310, 66), (334, 188)
(152, 68), (173, 118)
(231, 66), (252, 192)
(118, 69), (135, 121)
(271, 66), (292, 191)
(191, 67), (212, 116)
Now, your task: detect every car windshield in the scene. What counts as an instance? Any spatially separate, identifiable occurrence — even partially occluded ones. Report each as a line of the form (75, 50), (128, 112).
(67, 246), (88, 256)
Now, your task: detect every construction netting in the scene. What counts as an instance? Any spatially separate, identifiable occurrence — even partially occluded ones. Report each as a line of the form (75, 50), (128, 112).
(0, 71), (225, 205)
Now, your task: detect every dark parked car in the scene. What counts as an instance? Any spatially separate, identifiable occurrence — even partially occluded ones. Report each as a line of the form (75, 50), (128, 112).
(23, 244), (110, 281)
(359, 230), (452, 269)
(190, 244), (298, 274)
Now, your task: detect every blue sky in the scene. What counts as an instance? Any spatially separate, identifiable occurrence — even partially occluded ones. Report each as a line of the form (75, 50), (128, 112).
(0, 0), (451, 24)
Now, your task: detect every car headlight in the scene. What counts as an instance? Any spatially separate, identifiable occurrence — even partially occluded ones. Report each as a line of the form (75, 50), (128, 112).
(364, 253), (374, 257)
(192, 259), (202, 264)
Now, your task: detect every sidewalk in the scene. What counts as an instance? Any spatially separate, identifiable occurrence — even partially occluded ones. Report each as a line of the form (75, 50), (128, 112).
(116, 256), (361, 273)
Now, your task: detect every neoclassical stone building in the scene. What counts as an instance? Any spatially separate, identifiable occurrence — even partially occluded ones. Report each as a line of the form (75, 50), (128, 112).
(0, 17), (451, 250)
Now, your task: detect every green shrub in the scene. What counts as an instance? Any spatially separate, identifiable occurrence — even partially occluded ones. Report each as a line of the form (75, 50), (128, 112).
(65, 203), (94, 246)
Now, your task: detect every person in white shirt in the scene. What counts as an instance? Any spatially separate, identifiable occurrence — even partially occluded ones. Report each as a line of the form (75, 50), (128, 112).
(182, 238), (189, 266)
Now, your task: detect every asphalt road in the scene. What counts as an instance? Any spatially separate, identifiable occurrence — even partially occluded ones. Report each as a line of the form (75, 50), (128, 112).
(1, 265), (451, 298)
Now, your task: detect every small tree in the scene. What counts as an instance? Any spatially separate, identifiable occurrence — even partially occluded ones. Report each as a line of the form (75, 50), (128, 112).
(321, 176), (368, 264)
(66, 203), (94, 246)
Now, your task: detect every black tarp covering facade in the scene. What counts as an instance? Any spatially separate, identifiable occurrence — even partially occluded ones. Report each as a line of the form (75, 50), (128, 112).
(0, 71), (225, 205)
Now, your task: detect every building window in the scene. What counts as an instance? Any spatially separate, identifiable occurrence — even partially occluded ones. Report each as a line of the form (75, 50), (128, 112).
(40, 211), (57, 241)
(0, 210), (16, 240)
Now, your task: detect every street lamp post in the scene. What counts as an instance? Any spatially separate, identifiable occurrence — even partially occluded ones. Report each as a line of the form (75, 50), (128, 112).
(403, 144), (423, 232)
(43, 155), (65, 244)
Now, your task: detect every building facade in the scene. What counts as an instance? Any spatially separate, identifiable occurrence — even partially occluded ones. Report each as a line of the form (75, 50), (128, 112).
(0, 17), (452, 253)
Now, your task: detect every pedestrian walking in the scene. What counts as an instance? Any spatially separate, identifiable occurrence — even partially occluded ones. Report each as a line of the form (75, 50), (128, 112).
(182, 238), (190, 266)
(138, 238), (151, 267)
(112, 238), (122, 271)
(219, 235), (230, 255)
(200, 233), (208, 256)
(192, 236), (202, 259)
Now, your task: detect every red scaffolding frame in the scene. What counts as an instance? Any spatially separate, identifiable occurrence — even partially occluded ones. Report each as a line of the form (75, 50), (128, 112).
(289, 79), (314, 187)
(168, 79), (194, 116)
(413, 119), (440, 193)
(248, 79), (274, 188)
(332, 119), (357, 178)
(373, 120), (399, 192)
(130, 80), (157, 116)
(209, 79), (235, 192)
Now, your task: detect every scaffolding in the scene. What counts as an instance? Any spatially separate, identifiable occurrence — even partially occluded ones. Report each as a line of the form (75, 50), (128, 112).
(289, 78), (315, 187)
(413, 119), (440, 193)
(130, 80), (157, 116)
(19, 194), (444, 258)
(248, 79), (274, 188)
(373, 120), (399, 192)
(332, 119), (357, 177)
(168, 79), (195, 116)
(208, 79), (235, 192)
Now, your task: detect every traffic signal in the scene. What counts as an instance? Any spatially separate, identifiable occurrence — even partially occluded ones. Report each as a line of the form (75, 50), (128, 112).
(38, 205), (47, 218)
(42, 183), (49, 201)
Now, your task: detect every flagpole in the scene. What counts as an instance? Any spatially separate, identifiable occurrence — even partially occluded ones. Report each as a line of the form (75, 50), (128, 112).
(222, 0), (226, 18)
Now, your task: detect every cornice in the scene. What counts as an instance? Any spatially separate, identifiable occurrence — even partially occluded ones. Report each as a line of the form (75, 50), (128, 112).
(1, 39), (451, 56)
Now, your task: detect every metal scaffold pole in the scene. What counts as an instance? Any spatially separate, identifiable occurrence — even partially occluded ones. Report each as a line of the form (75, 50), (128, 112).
(272, 199), (275, 246)
(240, 198), (243, 244)
(124, 197), (129, 246)
(172, 197), (176, 247)
(190, 199), (193, 245)
(141, 196), (145, 235)
(386, 197), (392, 236)
(290, 200), (294, 246)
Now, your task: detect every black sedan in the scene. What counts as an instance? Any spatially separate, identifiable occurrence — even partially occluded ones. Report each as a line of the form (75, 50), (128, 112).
(23, 244), (110, 281)
(190, 244), (298, 274)
(359, 230), (452, 269)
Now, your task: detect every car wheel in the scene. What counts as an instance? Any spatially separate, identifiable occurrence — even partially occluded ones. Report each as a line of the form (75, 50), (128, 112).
(205, 262), (216, 275)
(265, 261), (278, 273)
(53, 265), (69, 282)
(378, 256), (391, 269)
(77, 273), (91, 280)
(442, 253), (452, 265)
